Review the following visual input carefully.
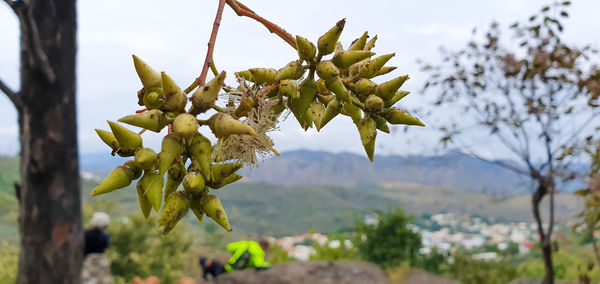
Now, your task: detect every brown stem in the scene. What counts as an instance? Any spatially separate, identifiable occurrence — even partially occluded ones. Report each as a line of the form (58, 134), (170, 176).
(194, 0), (227, 90)
(256, 82), (279, 98)
(226, 0), (297, 49)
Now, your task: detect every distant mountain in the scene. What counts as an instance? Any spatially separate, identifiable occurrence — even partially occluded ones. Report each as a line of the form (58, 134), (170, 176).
(80, 149), (581, 195)
(239, 150), (532, 194)
(0, 155), (582, 237)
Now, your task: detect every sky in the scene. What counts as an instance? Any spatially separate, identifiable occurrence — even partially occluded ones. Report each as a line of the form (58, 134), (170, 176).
(1, 0), (599, 159)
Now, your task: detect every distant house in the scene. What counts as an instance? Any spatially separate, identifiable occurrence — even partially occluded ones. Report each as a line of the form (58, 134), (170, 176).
(519, 242), (533, 254)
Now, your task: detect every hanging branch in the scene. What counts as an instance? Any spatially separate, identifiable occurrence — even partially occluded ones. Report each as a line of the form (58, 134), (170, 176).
(186, 0), (297, 95)
(0, 78), (21, 108)
(226, 0), (297, 49)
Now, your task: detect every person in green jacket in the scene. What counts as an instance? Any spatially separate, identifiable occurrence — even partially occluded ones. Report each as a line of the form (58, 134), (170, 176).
(224, 239), (271, 272)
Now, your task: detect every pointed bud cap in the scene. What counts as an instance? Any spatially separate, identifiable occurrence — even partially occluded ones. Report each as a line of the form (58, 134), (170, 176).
(191, 71), (226, 114)
(107, 121), (143, 150)
(318, 19), (346, 56)
(91, 166), (133, 196)
(332, 50), (375, 69)
(132, 55), (161, 89)
(188, 134), (212, 180)
(202, 194), (231, 232)
(357, 117), (377, 162)
(161, 72), (187, 113)
(364, 53), (395, 79)
(95, 129), (119, 150)
(324, 78), (350, 102)
(208, 113), (257, 138)
(212, 173), (243, 189)
(159, 191), (189, 236)
(384, 91), (410, 108)
(376, 75), (409, 100)
(376, 66), (397, 77)
(310, 102), (325, 131)
(136, 184), (152, 219)
(382, 108), (425, 126)
(364, 35), (377, 51)
(296, 36), (317, 61)
(275, 61), (304, 81)
(210, 163), (243, 185)
(157, 134), (184, 175)
(348, 32), (369, 51)
(139, 171), (164, 212)
(371, 114), (390, 133)
(118, 109), (168, 133)
(320, 98), (342, 129)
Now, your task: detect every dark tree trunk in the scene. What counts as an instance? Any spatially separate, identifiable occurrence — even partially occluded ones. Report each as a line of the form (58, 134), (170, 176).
(15, 0), (82, 283)
(532, 182), (554, 284)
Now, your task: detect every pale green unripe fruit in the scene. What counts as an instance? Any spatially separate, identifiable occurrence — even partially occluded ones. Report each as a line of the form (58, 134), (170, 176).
(364, 95), (384, 113)
(134, 148), (157, 171)
(172, 113), (199, 138)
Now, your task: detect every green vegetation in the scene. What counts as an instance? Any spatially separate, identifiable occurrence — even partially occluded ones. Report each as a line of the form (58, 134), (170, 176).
(355, 208), (421, 267)
(0, 241), (18, 284)
(444, 254), (518, 284)
(106, 214), (194, 284)
(310, 234), (359, 261)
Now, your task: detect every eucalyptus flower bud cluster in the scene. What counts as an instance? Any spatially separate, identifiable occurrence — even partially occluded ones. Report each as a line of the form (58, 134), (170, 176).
(235, 19), (424, 161)
(91, 19), (424, 235)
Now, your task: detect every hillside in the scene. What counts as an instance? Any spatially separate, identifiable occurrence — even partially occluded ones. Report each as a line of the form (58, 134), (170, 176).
(81, 150), (538, 194)
(0, 155), (583, 237)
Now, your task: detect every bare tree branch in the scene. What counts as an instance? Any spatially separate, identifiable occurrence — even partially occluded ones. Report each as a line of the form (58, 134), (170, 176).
(0, 78), (21, 108)
(2, 0), (18, 12)
(22, 2), (56, 83)
(226, 0), (296, 49)
(462, 148), (531, 176)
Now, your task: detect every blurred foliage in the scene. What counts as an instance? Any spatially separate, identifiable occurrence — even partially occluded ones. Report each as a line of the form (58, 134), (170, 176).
(0, 241), (18, 284)
(266, 244), (293, 264)
(443, 253), (518, 284)
(413, 247), (449, 275)
(517, 250), (600, 281)
(106, 214), (193, 284)
(355, 208), (421, 267)
(310, 234), (359, 261)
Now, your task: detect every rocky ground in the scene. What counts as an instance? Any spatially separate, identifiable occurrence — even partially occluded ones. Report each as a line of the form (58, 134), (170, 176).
(211, 261), (463, 284)
(214, 261), (388, 284)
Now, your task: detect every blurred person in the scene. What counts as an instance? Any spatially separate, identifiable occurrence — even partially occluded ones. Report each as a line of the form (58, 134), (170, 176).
(199, 257), (226, 282)
(224, 239), (271, 272)
(82, 212), (113, 284)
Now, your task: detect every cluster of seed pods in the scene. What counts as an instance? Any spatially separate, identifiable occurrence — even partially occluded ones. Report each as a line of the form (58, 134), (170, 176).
(91, 19), (424, 235)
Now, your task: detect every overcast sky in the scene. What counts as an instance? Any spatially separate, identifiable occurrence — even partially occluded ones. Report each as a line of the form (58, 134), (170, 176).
(1, 0), (599, 159)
